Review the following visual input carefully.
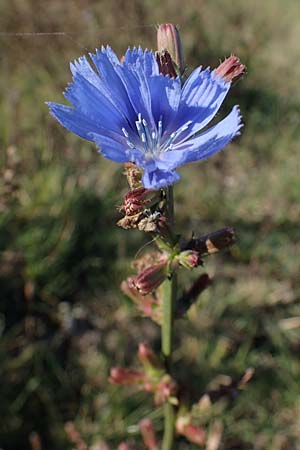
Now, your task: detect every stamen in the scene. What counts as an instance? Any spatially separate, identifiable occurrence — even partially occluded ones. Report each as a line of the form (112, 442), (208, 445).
(128, 114), (190, 155)
(122, 127), (129, 138)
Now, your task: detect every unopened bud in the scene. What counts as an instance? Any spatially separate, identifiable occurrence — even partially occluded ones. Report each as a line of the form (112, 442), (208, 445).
(138, 343), (163, 373)
(132, 261), (169, 295)
(109, 367), (146, 385)
(120, 278), (162, 324)
(176, 274), (212, 317)
(154, 374), (178, 405)
(139, 419), (158, 450)
(176, 417), (206, 447)
(157, 23), (184, 74)
(215, 55), (246, 83)
(118, 443), (136, 450)
(176, 250), (202, 270)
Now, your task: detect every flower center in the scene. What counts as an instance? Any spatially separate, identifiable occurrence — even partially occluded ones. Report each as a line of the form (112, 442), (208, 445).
(122, 113), (191, 157)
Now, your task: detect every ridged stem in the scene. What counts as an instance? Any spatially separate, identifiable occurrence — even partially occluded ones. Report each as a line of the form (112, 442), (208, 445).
(161, 186), (176, 450)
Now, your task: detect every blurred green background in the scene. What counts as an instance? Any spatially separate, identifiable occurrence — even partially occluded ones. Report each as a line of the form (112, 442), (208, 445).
(1, 0), (300, 449)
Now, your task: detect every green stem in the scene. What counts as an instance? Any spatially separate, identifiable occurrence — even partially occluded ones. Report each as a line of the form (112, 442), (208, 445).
(161, 187), (176, 450)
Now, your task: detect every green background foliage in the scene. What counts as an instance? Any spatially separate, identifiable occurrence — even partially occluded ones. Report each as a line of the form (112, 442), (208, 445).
(0, 0), (300, 448)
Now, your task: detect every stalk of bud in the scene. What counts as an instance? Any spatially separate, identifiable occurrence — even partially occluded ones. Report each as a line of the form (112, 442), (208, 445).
(215, 55), (246, 83)
(109, 367), (146, 385)
(139, 419), (158, 450)
(157, 23), (184, 74)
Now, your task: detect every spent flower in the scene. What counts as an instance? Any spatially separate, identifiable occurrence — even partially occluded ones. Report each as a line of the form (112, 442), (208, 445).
(48, 46), (243, 189)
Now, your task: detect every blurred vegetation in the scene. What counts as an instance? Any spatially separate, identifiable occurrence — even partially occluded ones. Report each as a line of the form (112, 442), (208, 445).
(1, 0), (300, 449)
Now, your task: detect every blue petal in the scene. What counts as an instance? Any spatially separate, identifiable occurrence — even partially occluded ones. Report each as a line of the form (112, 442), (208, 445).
(47, 102), (99, 140)
(123, 47), (159, 77)
(142, 166), (180, 189)
(115, 63), (155, 129)
(90, 47), (137, 124)
(161, 105), (242, 169)
(64, 72), (126, 134)
(173, 68), (231, 143)
(70, 56), (103, 90)
(147, 74), (181, 131)
(90, 132), (129, 163)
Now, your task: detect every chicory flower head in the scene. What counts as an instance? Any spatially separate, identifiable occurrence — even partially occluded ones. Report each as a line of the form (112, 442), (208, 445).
(48, 46), (242, 190)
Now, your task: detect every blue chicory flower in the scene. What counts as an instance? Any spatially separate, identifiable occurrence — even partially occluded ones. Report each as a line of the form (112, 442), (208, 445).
(47, 46), (242, 190)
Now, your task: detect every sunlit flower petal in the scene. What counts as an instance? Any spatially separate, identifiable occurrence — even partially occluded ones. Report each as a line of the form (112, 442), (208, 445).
(48, 46), (243, 189)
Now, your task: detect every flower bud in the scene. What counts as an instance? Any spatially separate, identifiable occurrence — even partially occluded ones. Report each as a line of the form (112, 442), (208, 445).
(176, 273), (212, 317)
(138, 343), (163, 373)
(176, 417), (206, 447)
(176, 250), (202, 270)
(120, 278), (162, 324)
(157, 23), (184, 74)
(109, 367), (146, 385)
(139, 419), (158, 450)
(154, 374), (178, 405)
(215, 55), (246, 83)
(132, 261), (169, 295)
(156, 51), (177, 78)
(118, 443), (136, 450)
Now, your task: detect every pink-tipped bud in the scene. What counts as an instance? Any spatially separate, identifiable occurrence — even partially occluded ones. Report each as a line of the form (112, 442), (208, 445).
(138, 343), (163, 372)
(154, 374), (178, 405)
(215, 55), (246, 83)
(157, 23), (184, 74)
(176, 250), (202, 270)
(132, 261), (169, 295)
(120, 278), (162, 323)
(176, 417), (206, 447)
(109, 367), (146, 385)
(118, 443), (136, 450)
(139, 419), (158, 450)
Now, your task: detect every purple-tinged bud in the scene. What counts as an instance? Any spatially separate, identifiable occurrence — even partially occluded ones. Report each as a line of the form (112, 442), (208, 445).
(156, 51), (177, 78)
(215, 55), (246, 83)
(176, 274), (212, 317)
(118, 443), (137, 450)
(157, 23), (184, 74)
(120, 278), (162, 324)
(109, 367), (146, 385)
(120, 188), (159, 217)
(176, 250), (202, 270)
(139, 419), (158, 450)
(138, 343), (163, 373)
(152, 374), (178, 406)
(176, 417), (206, 447)
(132, 261), (169, 295)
